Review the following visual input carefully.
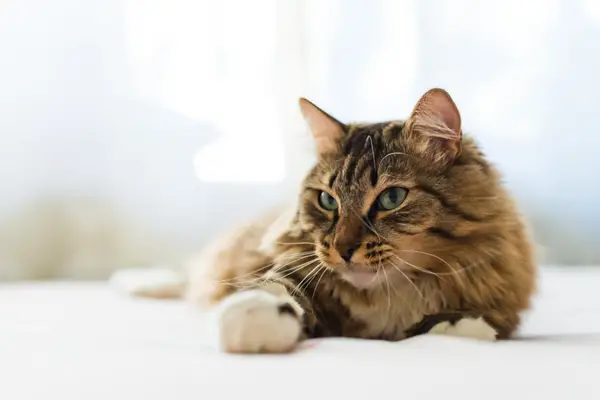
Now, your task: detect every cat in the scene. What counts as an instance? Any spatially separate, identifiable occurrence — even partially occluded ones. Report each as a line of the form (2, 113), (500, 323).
(116, 88), (537, 353)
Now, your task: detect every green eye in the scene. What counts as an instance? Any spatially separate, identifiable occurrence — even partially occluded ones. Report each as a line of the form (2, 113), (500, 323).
(318, 191), (338, 211)
(377, 187), (408, 211)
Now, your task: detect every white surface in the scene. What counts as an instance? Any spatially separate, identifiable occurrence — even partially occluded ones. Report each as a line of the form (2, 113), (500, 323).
(2, 267), (600, 400)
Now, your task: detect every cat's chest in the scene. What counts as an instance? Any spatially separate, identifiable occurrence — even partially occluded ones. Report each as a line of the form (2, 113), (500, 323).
(328, 278), (443, 340)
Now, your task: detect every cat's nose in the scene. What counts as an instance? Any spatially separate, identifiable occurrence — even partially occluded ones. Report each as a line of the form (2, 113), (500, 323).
(336, 243), (358, 263)
(334, 217), (364, 263)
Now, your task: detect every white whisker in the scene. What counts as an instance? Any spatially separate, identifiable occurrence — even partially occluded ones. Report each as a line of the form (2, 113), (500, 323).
(312, 265), (329, 301)
(398, 249), (455, 275)
(366, 135), (377, 173)
(387, 260), (424, 299)
(391, 254), (447, 282)
(226, 254), (318, 290)
(291, 263), (323, 296)
(380, 263), (392, 316)
(272, 252), (319, 273)
(275, 241), (316, 247)
(303, 264), (325, 293)
(276, 257), (320, 282)
(378, 151), (414, 171)
(347, 205), (383, 240)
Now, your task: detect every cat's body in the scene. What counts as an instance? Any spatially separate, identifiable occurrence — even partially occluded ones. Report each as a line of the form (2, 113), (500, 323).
(122, 88), (536, 353)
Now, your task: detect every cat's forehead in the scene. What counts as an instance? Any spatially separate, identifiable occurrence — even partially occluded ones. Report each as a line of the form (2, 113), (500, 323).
(322, 121), (415, 197)
(341, 121), (398, 150)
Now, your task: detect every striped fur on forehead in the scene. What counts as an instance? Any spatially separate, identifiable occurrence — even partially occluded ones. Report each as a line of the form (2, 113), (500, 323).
(326, 121), (409, 191)
(337, 123), (391, 185)
(305, 120), (414, 189)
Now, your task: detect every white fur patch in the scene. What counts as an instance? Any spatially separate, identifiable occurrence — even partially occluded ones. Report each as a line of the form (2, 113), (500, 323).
(217, 290), (303, 353)
(429, 317), (497, 341)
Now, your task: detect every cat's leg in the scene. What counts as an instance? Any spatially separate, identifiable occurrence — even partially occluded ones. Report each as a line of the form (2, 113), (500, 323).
(405, 312), (499, 341)
(217, 282), (307, 353)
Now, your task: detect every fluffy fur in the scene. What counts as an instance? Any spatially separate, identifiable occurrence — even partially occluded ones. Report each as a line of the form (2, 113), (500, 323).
(148, 88), (537, 353)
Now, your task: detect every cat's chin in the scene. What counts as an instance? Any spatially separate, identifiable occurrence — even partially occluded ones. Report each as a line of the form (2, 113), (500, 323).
(341, 268), (380, 289)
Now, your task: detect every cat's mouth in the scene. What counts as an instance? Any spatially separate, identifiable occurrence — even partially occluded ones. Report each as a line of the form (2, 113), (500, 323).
(340, 264), (380, 288)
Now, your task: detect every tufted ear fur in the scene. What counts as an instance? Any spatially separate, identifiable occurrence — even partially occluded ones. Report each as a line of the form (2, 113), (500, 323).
(404, 88), (462, 166)
(299, 98), (345, 155)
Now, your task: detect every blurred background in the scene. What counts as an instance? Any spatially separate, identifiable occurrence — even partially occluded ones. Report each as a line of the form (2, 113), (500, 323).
(1, 0), (599, 281)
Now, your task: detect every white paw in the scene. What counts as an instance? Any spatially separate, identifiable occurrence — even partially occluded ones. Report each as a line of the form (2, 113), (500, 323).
(429, 317), (497, 341)
(217, 290), (303, 354)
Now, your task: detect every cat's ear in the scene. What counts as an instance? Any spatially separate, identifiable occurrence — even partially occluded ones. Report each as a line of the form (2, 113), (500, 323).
(299, 98), (345, 155)
(404, 88), (462, 165)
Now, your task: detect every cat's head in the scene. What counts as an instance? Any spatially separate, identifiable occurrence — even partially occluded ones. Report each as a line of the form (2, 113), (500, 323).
(289, 88), (499, 289)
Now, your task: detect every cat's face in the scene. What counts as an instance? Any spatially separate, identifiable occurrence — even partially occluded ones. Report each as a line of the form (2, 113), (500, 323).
(294, 89), (490, 289)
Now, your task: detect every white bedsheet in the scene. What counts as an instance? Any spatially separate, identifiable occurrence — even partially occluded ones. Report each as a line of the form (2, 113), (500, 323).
(2, 267), (600, 400)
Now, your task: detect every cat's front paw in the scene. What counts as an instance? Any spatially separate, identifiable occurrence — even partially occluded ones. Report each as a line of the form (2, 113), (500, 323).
(217, 290), (303, 353)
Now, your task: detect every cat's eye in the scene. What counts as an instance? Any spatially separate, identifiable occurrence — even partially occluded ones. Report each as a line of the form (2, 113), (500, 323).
(376, 187), (408, 211)
(318, 191), (338, 211)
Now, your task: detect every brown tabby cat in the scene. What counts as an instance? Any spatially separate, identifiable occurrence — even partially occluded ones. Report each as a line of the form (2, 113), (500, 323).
(184, 88), (536, 353)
